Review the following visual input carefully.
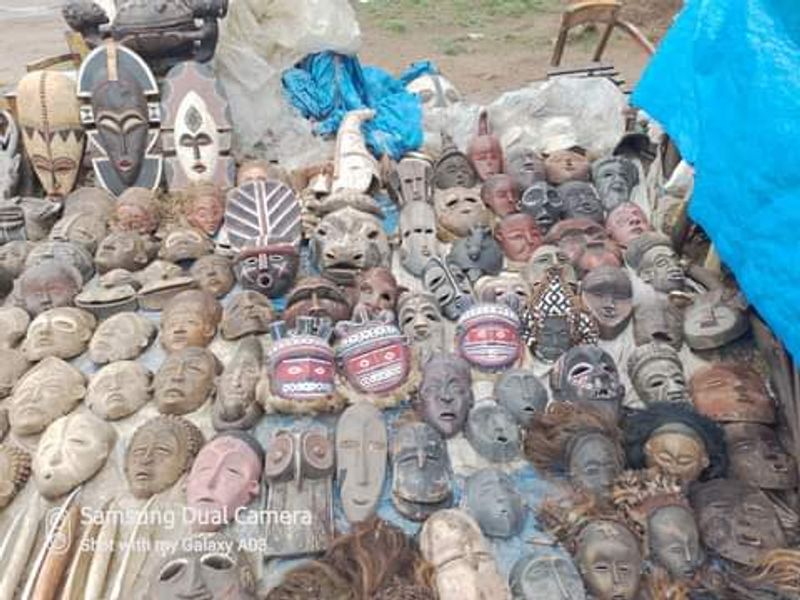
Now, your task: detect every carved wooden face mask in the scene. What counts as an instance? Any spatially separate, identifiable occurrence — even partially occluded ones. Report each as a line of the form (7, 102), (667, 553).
(418, 353), (474, 438)
(520, 182), (563, 233)
(466, 403), (521, 463)
(26, 240), (95, 284)
(505, 147), (546, 190)
(481, 174), (519, 217)
(87, 361), (152, 420)
(625, 232), (685, 293)
(9, 357), (85, 436)
(50, 211), (108, 254)
(33, 411), (116, 499)
(691, 479), (785, 566)
(0, 240), (32, 278)
(213, 338), (263, 431)
(633, 298), (684, 351)
(126, 415), (204, 499)
(510, 551), (586, 600)
(335, 402), (387, 523)
(545, 149), (590, 185)
(0, 110), (20, 200)
(221, 291), (274, 340)
(591, 156), (639, 212)
(89, 311), (156, 364)
(724, 423), (798, 490)
(575, 520), (642, 600)
(190, 254), (234, 298)
(422, 256), (474, 321)
(160, 290), (222, 353)
(187, 433), (264, 531)
(690, 363), (775, 424)
(644, 504), (704, 581)
(627, 342), (688, 405)
(0, 443), (31, 509)
(0, 306), (29, 349)
(606, 202), (651, 248)
(94, 230), (153, 274)
(155, 347), (219, 415)
(683, 289), (749, 351)
(0, 349), (29, 400)
(464, 468), (524, 538)
(456, 303), (522, 371)
(551, 346), (625, 419)
(474, 273), (530, 308)
(524, 245), (574, 290)
(560, 182), (604, 224)
(420, 509), (510, 600)
(149, 532), (257, 600)
(448, 225), (504, 283)
(394, 154), (434, 205)
(183, 183), (226, 236)
(495, 369), (548, 426)
(159, 226), (214, 263)
(161, 61), (235, 190)
(580, 266), (632, 340)
(235, 246), (300, 299)
(397, 293), (445, 357)
(262, 428), (335, 556)
(355, 267), (399, 316)
(399, 201), (439, 277)
(312, 205), (390, 286)
(391, 422), (453, 521)
(77, 42), (162, 195)
(16, 71), (85, 198)
(406, 73), (462, 109)
(18, 259), (84, 316)
(467, 110), (503, 181)
(112, 187), (160, 234)
(22, 307), (96, 361)
(496, 213), (543, 263)
(570, 432), (623, 499)
(433, 187), (489, 239)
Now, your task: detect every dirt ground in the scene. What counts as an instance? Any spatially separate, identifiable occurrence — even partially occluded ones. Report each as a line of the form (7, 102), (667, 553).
(0, 0), (681, 102)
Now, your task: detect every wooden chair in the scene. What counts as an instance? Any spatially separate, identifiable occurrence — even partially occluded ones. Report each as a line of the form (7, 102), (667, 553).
(551, 0), (655, 67)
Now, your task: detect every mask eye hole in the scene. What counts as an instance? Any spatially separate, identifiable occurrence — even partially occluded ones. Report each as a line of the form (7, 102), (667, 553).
(159, 559), (187, 581)
(201, 553), (235, 571)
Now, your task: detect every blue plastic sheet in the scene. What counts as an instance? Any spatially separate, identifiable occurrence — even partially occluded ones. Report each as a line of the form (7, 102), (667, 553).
(282, 52), (428, 160)
(634, 0), (800, 361)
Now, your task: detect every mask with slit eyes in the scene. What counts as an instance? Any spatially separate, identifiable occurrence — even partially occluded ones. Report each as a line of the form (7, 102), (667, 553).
(724, 423), (798, 490)
(627, 342), (688, 406)
(505, 148), (546, 190)
(580, 266), (632, 340)
(399, 202), (439, 277)
(159, 227), (214, 263)
(591, 156), (639, 212)
(394, 153), (434, 205)
(464, 468), (525, 538)
(467, 109), (503, 181)
(509, 551), (586, 600)
(397, 292), (445, 358)
(87, 361), (152, 421)
(495, 369), (548, 426)
(149, 532), (257, 600)
(126, 415), (204, 499)
(422, 256), (474, 321)
(520, 182), (563, 234)
(433, 187), (489, 240)
(625, 232), (686, 293)
(465, 403), (521, 463)
(575, 520), (642, 600)
(690, 478), (785, 566)
(550, 345), (624, 419)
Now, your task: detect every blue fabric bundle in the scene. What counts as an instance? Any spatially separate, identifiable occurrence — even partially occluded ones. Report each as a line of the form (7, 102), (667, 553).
(634, 0), (800, 360)
(282, 52), (431, 160)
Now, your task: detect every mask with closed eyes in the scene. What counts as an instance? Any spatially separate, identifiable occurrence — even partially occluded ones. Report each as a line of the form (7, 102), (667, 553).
(464, 468), (525, 538)
(155, 346), (220, 416)
(212, 337), (263, 431)
(87, 360), (152, 420)
(467, 109), (503, 181)
(724, 423), (798, 490)
(575, 520), (642, 600)
(509, 551), (586, 600)
(580, 266), (632, 340)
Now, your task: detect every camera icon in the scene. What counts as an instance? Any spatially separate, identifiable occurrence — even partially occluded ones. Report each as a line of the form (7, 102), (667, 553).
(45, 508), (73, 555)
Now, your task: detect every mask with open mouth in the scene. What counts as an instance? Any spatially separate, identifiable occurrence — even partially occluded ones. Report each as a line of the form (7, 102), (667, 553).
(690, 478), (785, 566)
(397, 292), (446, 360)
(575, 519), (643, 600)
(495, 368), (548, 426)
(154, 346), (220, 416)
(186, 431), (264, 532)
(33, 411), (116, 499)
(625, 232), (686, 293)
(283, 276), (353, 329)
(448, 225), (504, 283)
(496, 213), (543, 264)
(724, 422), (798, 490)
(627, 342), (688, 406)
(87, 360), (152, 421)
(550, 345), (625, 419)
(234, 245), (300, 299)
(633, 298), (684, 351)
(456, 303), (522, 372)
(391, 152), (434, 205)
(560, 181), (604, 224)
(161, 61), (235, 190)
(591, 156), (639, 212)
(190, 254), (234, 298)
(416, 353), (474, 438)
(509, 550), (586, 600)
(519, 181), (563, 234)
(148, 531), (257, 600)
(212, 337), (263, 432)
(391, 422), (453, 521)
(262, 428), (335, 557)
(420, 509), (510, 600)
(422, 256), (474, 321)
(335, 402), (387, 524)
(125, 414), (204, 499)
(160, 289), (222, 353)
(0, 443), (31, 509)
(464, 468), (525, 539)
(481, 174), (519, 217)
(466, 403), (521, 463)
(433, 187), (489, 241)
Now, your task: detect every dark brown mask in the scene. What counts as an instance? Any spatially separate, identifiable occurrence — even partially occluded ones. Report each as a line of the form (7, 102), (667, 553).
(724, 423), (797, 490)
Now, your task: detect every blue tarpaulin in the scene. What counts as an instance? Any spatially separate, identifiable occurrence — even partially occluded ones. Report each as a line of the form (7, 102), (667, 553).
(633, 0), (800, 360)
(282, 53), (430, 160)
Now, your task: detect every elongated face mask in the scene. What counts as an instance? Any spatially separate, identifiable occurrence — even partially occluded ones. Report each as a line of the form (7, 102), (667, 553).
(510, 551), (586, 600)
(724, 423), (798, 490)
(395, 154), (434, 204)
(186, 433), (263, 531)
(495, 369), (548, 426)
(464, 468), (525, 538)
(575, 520), (642, 600)
(422, 256), (474, 321)
(397, 292), (445, 357)
(33, 411), (116, 499)
(467, 110), (503, 181)
(418, 353), (474, 438)
(580, 266), (633, 339)
(213, 338), (263, 431)
(335, 402), (387, 523)
(648, 505), (704, 580)
(569, 432), (622, 499)
(126, 415), (204, 499)
(399, 201), (438, 277)
(87, 361), (152, 420)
